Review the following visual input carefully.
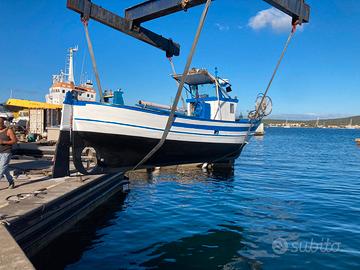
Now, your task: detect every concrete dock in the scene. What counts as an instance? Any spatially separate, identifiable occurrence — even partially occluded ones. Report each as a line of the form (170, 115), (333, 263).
(0, 225), (34, 270)
(0, 157), (128, 269)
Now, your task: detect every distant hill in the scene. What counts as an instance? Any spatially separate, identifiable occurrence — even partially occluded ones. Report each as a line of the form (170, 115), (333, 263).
(264, 115), (360, 127)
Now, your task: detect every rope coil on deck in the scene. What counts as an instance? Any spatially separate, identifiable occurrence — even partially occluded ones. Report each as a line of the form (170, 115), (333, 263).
(5, 189), (48, 204)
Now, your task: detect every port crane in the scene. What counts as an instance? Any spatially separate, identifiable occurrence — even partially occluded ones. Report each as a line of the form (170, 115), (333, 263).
(53, 0), (310, 177)
(67, 0), (310, 57)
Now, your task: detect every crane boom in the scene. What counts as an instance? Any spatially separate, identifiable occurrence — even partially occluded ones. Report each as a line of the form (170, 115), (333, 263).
(125, 0), (310, 24)
(67, 0), (310, 57)
(67, 0), (180, 57)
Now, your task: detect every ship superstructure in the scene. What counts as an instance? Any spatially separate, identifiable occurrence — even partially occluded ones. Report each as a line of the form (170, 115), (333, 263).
(46, 47), (96, 105)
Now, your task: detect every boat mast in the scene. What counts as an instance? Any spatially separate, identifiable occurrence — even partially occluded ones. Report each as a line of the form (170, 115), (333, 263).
(214, 67), (222, 120)
(68, 46), (78, 83)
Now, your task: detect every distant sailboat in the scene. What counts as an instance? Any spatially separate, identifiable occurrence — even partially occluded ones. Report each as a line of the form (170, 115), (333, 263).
(284, 120), (291, 128)
(254, 123), (265, 136)
(345, 118), (355, 129)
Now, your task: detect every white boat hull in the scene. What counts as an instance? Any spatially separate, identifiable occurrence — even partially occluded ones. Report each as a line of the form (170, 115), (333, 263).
(54, 98), (258, 175)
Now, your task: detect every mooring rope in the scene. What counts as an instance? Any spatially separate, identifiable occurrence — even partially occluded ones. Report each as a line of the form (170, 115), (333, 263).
(131, 0), (213, 171)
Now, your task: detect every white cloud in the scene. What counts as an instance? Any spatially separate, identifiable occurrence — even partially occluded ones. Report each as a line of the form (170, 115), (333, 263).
(214, 23), (230, 31)
(248, 7), (299, 33)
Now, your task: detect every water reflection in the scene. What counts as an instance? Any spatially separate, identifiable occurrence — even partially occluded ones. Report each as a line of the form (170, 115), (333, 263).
(207, 167), (235, 181)
(128, 166), (235, 186)
(31, 192), (128, 270)
(253, 135), (264, 142)
(139, 225), (261, 270)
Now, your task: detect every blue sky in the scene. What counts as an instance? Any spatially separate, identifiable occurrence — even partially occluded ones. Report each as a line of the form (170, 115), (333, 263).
(0, 0), (359, 118)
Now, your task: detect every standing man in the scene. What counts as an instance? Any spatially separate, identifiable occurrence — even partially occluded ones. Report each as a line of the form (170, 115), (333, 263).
(0, 117), (17, 189)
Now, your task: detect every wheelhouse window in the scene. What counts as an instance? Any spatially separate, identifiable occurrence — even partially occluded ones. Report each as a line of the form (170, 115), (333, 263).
(230, 103), (234, 114)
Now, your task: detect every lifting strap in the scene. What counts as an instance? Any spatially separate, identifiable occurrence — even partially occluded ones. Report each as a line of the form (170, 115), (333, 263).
(212, 22), (299, 164)
(131, 0), (213, 171)
(246, 22), (298, 143)
(82, 18), (104, 103)
(167, 57), (187, 110)
(254, 22), (298, 119)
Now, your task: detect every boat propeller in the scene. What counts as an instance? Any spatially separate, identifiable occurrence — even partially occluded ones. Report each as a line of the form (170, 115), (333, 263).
(73, 145), (101, 175)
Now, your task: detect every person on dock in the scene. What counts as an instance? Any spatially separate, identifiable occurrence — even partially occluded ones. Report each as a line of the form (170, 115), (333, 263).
(0, 117), (17, 189)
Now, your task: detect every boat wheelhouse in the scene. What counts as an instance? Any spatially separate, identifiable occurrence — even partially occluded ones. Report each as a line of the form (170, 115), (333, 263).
(173, 68), (238, 122)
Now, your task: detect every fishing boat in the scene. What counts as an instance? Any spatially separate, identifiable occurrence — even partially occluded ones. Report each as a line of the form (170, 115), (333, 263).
(55, 68), (261, 175)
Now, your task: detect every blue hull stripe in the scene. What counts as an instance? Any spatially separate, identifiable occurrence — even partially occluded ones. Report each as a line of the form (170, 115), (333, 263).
(70, 100), (255, 125)
(74, 118), (255, 137)
(172, 122), (251, 132)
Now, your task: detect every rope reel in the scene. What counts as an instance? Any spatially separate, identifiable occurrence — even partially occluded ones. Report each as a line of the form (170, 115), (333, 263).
(248, 93), (273, 119)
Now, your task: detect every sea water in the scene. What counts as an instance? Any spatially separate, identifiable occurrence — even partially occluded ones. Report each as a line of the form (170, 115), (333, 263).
(32, 128), (360, 270)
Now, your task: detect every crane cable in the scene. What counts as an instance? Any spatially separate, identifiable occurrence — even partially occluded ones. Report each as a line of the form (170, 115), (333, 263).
(82, 18), (104, 103)
(131, 0), (213, 171)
